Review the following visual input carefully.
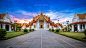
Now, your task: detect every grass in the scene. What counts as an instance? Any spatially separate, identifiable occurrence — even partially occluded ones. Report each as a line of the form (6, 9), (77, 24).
(4, 31), (29, 40)
(49, 30), (86, 41)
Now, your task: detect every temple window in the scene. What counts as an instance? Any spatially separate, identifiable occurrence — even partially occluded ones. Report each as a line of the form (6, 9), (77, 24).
(47, 24), (49, 28)
(52, 26), (53, 28)
(30, 26), (31, 28)
(34, 24), (36, 28)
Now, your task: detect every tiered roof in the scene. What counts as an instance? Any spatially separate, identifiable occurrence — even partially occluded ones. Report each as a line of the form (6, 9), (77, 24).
(0, 14), (6, 19)
(0, 13), (13, 25)
(70, 13), (86, 25)
(77, 13), (86, 19)
(21, 12), (63, 28)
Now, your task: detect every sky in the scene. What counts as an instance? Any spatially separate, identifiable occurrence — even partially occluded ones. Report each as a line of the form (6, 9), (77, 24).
(0, 0), (86, 24)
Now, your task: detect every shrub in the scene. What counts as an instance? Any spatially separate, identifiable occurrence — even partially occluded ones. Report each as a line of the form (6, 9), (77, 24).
(24, 29), (28, 32)
(52, 29), (54, 32)
(0, 28), (7, 39)
(29, 29), (32, 31)
(55, 29), (60, 32)
(84, 29), (86, 36)
(32, 29), (34, 31)
(49, 28), (51, 31)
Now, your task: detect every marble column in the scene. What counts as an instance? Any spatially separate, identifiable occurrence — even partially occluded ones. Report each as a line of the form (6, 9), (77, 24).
(38, 21), (39, 30)
(85, 24), (86, 29)
(9, 25), (11, 31)
(15, 23), (16, 31)
(72, 25), (74, 32)
(77, 24), (80, 32)
(2, 24), (5, 29)
(0, 24), (1, 28)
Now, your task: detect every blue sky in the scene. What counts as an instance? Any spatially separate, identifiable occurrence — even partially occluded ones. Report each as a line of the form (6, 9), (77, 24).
(0, 0), (86, 23)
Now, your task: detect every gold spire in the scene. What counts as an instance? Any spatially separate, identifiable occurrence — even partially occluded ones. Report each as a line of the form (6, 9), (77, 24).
(40, 11), (43, 15)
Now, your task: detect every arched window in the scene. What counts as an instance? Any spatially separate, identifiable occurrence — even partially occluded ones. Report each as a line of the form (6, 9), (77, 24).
(47, 24), (49, 28)
(52, 26), (53, 28)
(30, 26), (31, 28)
(34, 24), (36, 28)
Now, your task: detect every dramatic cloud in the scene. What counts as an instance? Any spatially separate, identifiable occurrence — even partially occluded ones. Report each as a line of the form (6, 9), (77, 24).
(9, 10), (73, 24)
(45, 10), (73, 23)
(0, 0), (86, 24)
(9, 15), (32, 23)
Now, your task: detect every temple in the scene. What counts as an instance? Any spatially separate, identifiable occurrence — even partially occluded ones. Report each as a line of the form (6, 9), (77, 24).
(0, 12), (12, 32)
(70, 13), (86, 32)
(21, 12), (63, 30)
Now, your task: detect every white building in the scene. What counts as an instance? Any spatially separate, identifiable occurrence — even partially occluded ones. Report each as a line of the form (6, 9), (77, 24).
(70, 13), (86, 32)
(21, 12), (63, 30)
(0, 12), (12, 32)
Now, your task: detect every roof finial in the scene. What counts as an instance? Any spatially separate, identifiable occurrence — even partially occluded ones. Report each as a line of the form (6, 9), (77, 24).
(41, 10), (42, 12)
(7, 12), (8, 14)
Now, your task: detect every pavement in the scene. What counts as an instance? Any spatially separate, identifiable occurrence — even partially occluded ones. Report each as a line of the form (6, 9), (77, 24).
(0, 30), (86, 48)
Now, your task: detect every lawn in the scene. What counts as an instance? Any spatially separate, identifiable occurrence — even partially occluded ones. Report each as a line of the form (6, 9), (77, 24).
(49, 30), (86, 41)
(58, 32), (85, 39)
(4, 31), (29, 39)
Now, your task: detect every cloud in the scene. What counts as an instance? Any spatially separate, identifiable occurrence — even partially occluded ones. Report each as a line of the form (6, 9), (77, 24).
(16, 10), (37, 16)
(9, 10), (74, 24)
(9, 15), (32, 23)
(45, 10), (74, 23)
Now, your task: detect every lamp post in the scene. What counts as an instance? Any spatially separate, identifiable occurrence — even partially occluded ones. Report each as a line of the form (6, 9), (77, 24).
(58, 20), (59, 23)
(14, 20), (17, 31)
(66, 20), (69, 32)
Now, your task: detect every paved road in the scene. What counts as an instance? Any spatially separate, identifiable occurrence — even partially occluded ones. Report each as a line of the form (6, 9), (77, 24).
(0, 30), (86, 48)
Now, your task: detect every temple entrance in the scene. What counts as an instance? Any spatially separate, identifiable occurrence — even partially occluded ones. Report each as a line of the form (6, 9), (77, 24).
(74, 24), (77, 32)
(40, 22), (43, 28)
(5, 25), (9, 31)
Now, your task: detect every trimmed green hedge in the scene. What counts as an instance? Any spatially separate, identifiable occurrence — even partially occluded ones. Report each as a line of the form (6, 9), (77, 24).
(84, 29), (86, 36)
(55, 29), (60, 32)
(29, 29), (32, 31)
(32, 29), (34, 31)
(49, 28), (51, 31)
(52, 29), (54, 31)
(23, 29), (28, 32)
(0, 28), (7, 39)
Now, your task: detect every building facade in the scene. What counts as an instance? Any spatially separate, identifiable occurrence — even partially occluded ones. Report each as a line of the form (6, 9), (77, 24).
(70, 13), (86, 32)
(0, 12), (12, 32)
(21, 12), (63, 30)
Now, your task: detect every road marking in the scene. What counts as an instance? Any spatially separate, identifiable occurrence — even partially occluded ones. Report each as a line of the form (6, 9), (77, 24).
(45, 31), (54, 48)
(54, 35), (76, 48)
(41, 31), (42, 48)
(50, 35), (65, 48)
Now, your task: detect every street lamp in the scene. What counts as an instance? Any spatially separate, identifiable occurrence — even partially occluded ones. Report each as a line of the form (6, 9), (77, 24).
(58, 20), (59, 23)
(66, 20), (69, 32)
(14, 20), (17, 31)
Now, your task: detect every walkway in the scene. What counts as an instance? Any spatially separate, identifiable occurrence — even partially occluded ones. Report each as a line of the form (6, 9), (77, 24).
(0, 30), (86, 48)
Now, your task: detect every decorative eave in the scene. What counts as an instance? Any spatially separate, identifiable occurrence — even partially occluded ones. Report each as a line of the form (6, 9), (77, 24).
(0, 21), (13, 25)
(70, 21), (86, 25)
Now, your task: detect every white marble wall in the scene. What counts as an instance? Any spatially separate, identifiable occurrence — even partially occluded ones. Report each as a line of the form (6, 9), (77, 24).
(2, 24), (5, 29)
(77, 24), (80, 32)
(72, 25), (74, 32)
(85, 24), (86, 29)
(9, 25), (11, 31)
